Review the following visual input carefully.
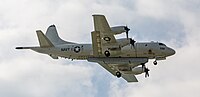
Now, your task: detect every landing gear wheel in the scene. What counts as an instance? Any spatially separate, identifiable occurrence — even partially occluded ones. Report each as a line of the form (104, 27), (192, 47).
(116, 71), (121, 78)
(104, 50), (110, 57)
(153, 61), (157, 65)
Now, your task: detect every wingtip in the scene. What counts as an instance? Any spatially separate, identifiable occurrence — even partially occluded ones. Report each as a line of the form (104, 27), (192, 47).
(92, 14), (105, 17)
(36, 30), (42, 33)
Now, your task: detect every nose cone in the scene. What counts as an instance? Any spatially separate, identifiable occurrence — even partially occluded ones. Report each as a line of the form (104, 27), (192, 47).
(166, 47), (176, 56)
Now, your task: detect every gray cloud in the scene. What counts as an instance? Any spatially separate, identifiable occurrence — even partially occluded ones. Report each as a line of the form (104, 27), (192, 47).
(0, 55), (95, 97)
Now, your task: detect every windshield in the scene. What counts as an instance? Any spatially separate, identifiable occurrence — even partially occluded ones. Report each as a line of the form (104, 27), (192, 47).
(159, 43), (166, 46)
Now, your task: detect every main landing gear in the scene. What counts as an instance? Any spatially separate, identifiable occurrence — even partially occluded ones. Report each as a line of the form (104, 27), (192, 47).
(116, 71), (122, 78)
(104, 50), (110, 57)
(153, 60), (157, 65)
(141, 63), (150, 78)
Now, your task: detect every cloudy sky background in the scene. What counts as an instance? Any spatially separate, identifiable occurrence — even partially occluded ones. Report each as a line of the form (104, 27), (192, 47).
(0, 0), (200, 97)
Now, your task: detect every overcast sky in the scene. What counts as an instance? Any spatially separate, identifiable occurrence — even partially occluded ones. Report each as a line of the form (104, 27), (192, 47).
(0, 0), (200, 97)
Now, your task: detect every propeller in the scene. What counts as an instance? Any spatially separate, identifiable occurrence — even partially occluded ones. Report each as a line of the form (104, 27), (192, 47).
(144, 67), (150, 78)
(124, 26), (136, 47)
(124, 26), (130, 39)
(130, 38), (136, 47)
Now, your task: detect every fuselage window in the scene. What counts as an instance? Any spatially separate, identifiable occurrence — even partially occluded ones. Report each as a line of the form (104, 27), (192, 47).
(160, 47), (165, 50)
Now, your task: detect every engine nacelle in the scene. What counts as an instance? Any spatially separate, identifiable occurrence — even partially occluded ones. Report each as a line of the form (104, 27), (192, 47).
(116, 38), (130, 48)
(111, 26), (126, 35)
(132, 67), (145, 75)
(106, 38), (130, 51)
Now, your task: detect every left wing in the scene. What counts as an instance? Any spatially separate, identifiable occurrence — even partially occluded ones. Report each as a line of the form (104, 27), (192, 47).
(92, 15), (117, 43)
(93, 15), (111, 32)
(91, 15), (117, 57)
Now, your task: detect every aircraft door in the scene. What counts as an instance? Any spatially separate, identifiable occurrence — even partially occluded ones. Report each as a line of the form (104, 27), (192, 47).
(147, 43), (158, 58)
(136, 43), (159, 58)
(136, 43), (149, 57)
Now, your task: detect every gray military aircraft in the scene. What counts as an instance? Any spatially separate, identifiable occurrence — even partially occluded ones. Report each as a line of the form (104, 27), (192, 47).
(16, 15), (175, 82)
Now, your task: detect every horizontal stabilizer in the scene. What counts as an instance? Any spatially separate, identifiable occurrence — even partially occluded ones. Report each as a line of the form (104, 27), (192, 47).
(16, 47), (26, 49)
(49, 54), (58, 59)
(36, 30), (54, 47)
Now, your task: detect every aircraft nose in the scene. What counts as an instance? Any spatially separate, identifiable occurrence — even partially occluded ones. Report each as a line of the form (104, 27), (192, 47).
(167, 47), (176, 56)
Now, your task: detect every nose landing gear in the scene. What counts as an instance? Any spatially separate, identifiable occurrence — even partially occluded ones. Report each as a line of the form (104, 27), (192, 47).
(153, 60), (157, 65)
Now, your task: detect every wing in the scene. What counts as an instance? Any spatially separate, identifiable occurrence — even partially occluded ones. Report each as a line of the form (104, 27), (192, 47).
(122, 74), (138, 82)
(92, 15), (116, 43)
(98, 62), (138, 82)
(91, 15), (117, 56)
(93, 15), (111, 32)
(88, 57), (148, 82)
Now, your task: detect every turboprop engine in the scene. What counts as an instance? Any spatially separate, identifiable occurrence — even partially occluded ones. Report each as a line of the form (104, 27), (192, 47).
(132, 67), (150, 77)
(111, 26), (127, 35)
(132, 67), (145, 75)
(110, 26), (136, 47)
(116, 38), (130, 48)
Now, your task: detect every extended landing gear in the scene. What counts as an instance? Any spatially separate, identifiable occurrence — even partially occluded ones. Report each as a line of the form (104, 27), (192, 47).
(153, 60), (157, 65)
(144, 68), (150, 77)
(141, 63), (150, 78)
(104, 50), (110, 57)
(116, 71), (122, 78)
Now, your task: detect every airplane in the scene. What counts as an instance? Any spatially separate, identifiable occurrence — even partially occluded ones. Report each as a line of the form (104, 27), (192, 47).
(16, 14), (175, 82)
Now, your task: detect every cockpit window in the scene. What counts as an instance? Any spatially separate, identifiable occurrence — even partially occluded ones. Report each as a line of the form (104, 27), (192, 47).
(159, 43), (166, 46)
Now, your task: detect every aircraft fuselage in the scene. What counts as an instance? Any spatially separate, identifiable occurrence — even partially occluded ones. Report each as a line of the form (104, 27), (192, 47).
(32, 41), (175, 61)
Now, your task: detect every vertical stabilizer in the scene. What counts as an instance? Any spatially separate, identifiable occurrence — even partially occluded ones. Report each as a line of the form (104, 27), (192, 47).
(45, 25), (74, 45)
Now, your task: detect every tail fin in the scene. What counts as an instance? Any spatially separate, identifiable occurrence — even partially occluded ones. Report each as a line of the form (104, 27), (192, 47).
(45, 25), (74, 45)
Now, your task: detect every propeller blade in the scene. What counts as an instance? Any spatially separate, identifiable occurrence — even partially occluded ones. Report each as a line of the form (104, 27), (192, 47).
(124, 26), (130, 32)
(126, 31), (129, 39)
(124, 26), (130, 39)
(144, 67), (150, 78)
(130, 38), (136, 47)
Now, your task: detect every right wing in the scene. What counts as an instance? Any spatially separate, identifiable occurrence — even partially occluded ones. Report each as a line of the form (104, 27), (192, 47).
(122, 74), (138, 82)
(98, 61), (138, 82)
(88, 57), (148, 82)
